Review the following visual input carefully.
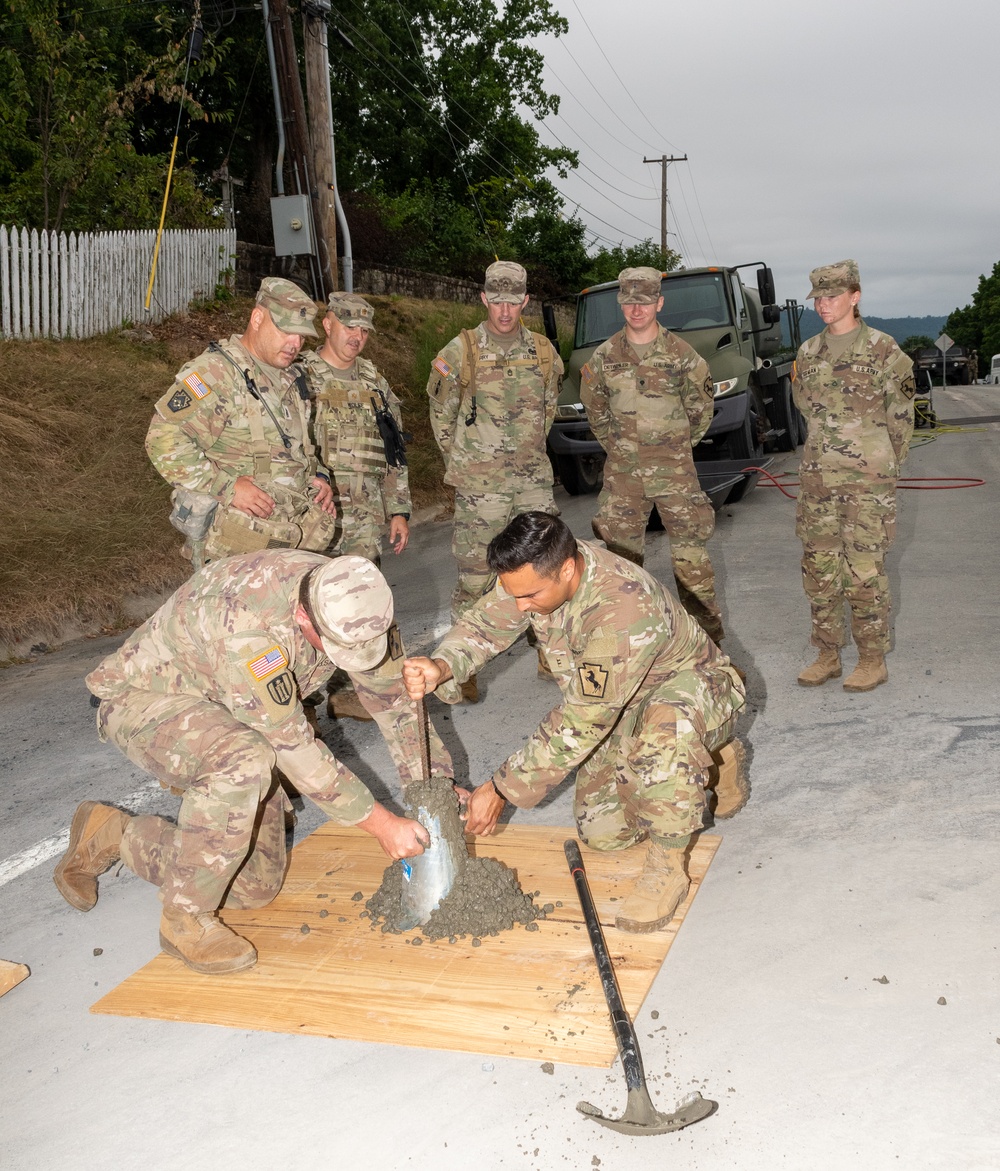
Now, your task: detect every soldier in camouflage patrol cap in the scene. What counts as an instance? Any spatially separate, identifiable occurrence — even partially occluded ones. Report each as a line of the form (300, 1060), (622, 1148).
(426, 261), (563, 700)
(581, 267), (724, 643)
(403, 512), (747, 934)
(301, 292), (413, 722)
(53, 550), (452, 975)
(792, 260), (915, 692)
(146, 277), (337, 565)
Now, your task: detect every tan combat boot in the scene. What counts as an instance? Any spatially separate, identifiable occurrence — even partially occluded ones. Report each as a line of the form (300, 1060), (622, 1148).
(797, 649), (842, 687)
(708, 739), (750, 819)
(843, 653), (888, 692)
(327, 687), (375, 722)
(159, 906), (257, 975)
(53, 802), (131, 911)
(615, 839), (690, 933)
(460, 674), (479, 703)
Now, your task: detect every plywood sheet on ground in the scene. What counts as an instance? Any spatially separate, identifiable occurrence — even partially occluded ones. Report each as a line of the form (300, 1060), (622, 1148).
(92, 825), (720, 1067)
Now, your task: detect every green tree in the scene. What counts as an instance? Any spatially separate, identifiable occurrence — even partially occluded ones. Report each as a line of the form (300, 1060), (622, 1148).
(946, 262), (1000, 378)
(584, 240), (681, 287)
(0, 0), (223, 231)
(900, 334), (935, 354)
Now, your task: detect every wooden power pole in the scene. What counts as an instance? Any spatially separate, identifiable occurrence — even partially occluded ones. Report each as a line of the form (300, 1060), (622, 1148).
(643, 154), (687, 264)
(302, 0), (339, 294)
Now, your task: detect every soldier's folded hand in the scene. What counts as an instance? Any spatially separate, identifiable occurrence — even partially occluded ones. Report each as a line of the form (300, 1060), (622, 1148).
(232, 475), (276, 518)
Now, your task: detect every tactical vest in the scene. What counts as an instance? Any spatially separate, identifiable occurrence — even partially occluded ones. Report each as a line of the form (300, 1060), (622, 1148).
(313, 357), (390, 478)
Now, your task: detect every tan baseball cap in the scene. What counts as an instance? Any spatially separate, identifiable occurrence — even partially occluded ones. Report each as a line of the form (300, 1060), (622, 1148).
(807, 260), (860, 299)
(617, 267), (663, 304)
(484, 261), (528, 304)
(327, 292), (376, 332)
(256, 277), (319, 337)
(308, 556), (393, 671)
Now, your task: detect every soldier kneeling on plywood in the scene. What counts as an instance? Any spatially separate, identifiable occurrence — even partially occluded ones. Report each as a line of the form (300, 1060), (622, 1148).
(403, 511), (750, 934)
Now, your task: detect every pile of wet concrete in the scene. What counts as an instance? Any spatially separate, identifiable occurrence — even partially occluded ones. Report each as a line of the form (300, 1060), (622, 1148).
(365, 777), (547, 941)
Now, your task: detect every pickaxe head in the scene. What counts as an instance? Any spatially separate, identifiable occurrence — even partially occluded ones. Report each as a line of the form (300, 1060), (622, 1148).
(577, 1088), (717, 1137)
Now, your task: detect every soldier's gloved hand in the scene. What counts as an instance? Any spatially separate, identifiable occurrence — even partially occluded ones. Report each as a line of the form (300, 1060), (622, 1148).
(232, 475), (276, 518)
(402, 656), (451, 700)
(357, 802), (430, 860)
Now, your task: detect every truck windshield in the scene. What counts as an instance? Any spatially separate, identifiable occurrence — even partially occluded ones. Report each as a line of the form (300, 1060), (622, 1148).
(575, 272), (733, 349)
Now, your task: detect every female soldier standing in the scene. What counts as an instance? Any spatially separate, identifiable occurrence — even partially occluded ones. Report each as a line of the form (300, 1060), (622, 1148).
(792, 260), (915, 692)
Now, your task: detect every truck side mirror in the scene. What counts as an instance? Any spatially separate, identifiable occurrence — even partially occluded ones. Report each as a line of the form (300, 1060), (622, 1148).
(757, 267), (776, 308)
(541, 303), (559, 343)
(762, 304), (782, 325)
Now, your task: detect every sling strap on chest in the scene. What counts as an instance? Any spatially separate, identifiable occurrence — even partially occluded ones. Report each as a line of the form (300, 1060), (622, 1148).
(457, 327), (556, 427)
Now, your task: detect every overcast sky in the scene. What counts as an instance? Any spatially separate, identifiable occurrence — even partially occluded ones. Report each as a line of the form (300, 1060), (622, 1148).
(527, 0), (999, 317)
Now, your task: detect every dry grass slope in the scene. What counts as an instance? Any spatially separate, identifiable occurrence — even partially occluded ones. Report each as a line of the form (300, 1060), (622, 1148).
(0, 294), (517, 656)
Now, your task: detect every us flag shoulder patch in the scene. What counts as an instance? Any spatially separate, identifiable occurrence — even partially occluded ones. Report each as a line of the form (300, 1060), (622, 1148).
(432, 357), (453, 379)
(183, 371), (212, 400)
(247, 645), (288, 681)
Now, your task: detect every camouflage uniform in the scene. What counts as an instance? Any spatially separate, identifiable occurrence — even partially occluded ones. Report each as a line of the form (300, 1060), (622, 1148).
(433, 542), (744, 849)
(146, 281), (334, 561)
(427, 266), (562, 620)
(300, 348), (410, 563)
(793, 319), (914, 653)
(85, 550), (452, 914)
(581, 291), (722, 642)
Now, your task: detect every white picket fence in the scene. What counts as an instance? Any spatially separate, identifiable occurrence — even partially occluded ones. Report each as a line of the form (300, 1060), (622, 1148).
(0, 225), (237, 340)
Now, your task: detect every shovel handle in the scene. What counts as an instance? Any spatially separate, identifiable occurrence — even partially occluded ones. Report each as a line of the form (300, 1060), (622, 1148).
(417, 695), (431, 785)
(564, 840), (646, 1094)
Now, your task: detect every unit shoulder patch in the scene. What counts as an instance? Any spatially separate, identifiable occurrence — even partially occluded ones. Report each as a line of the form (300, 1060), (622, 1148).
(266, 672), (294, 706)
(387, 624), (403, 661)
(578, 661), (609, 699)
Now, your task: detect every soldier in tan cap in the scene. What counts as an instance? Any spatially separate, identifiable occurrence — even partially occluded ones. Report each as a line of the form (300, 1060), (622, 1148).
(146, 277), (336, 565)
(793, 260), (915, 691)
(580, 267), (723, 643)
(300, 292), (412, 721)
(426, 260), (563, 700)
(53, 550), (453, 975)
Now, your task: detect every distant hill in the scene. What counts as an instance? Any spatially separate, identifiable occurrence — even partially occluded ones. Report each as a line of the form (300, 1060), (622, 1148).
(789, 309), (947, 345)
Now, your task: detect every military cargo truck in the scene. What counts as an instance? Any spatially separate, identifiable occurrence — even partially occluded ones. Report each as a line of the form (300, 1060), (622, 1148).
(544, 263), (803, 504)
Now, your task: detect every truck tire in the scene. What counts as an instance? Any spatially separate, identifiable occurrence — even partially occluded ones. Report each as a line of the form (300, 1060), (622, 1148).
(767, 375), (798, 452)
(724, 406), (764, 503)
(557, 453), (603, 496)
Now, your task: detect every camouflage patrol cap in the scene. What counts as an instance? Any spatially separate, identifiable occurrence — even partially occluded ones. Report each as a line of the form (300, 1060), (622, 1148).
(484, 261), (528, 304)
(617, 267), (663, 305)
(308, 556), (393, 671)
(327, 292), (376, 332)
(256, 277), (319, 337)
(807, 260), (861, 299)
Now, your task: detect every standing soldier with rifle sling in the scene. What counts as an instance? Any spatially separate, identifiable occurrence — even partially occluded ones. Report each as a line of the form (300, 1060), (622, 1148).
(300, 292), (412, 722)
(146, 278), (337, 567)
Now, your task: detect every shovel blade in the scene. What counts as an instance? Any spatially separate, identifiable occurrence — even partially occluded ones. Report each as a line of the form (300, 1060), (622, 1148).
(577, 1089), (717, 1136)
(398, 807), (459, 930)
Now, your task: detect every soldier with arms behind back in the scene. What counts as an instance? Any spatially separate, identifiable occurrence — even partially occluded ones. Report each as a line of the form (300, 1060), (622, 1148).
(793, 260), (915, 692)
(53, 551), (454, 975)
(146, 277), (336, 563)
(426, 261), (562, 700)
(581, 267), (724, 643)
(403, 512), (748, 934)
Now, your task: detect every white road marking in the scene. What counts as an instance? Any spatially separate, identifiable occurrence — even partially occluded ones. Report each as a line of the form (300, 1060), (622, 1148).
(0, 779), (163, 889)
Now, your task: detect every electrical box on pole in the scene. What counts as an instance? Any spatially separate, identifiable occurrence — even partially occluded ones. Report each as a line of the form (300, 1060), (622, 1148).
(271, 195), (316, 255)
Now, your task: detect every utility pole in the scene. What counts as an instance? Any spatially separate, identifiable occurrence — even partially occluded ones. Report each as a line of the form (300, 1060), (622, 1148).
(643, 154), (687, 264)
(302, 0), (338, 294)
(268, 0), (326, 298)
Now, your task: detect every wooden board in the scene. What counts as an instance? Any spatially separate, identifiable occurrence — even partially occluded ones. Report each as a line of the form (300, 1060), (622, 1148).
(92, 825), (720, 1067)
(0, 959), (30, 997)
